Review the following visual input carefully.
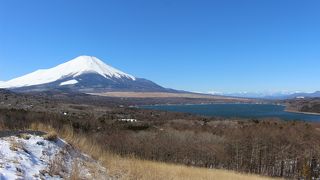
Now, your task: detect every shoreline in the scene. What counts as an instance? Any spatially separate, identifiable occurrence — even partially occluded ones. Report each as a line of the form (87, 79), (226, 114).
(285, 109), (320, 116)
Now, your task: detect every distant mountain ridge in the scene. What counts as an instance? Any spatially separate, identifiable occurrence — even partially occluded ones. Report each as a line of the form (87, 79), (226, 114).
(287, 91), (320, 99)
(210, 91), (320, 99)
(0, 56), (176, 93)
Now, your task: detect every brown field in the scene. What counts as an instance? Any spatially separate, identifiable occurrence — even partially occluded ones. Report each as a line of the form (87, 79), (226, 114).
(90, 91), (248, 100)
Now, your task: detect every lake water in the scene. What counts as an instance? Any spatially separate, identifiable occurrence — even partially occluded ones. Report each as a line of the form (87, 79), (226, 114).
(141, 103), (320, 121)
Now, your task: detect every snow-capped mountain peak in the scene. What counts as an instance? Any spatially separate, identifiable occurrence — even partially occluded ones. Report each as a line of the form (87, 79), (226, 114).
(58, 55), (136, 80)
(0, 56), (136, 88)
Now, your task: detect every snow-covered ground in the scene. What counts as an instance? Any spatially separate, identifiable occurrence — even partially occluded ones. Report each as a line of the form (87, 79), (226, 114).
(0, 133), (108, 179)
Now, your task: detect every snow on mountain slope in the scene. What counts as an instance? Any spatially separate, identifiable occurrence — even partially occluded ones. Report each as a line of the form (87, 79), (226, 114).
(0, 56), (136, 88)
(59, 79), (78, 86)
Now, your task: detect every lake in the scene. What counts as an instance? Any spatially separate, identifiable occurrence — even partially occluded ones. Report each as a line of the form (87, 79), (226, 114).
(141, 103), (320, 121)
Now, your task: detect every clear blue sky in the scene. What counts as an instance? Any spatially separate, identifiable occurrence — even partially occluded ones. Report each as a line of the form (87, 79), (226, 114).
(1, 0), (320, 93)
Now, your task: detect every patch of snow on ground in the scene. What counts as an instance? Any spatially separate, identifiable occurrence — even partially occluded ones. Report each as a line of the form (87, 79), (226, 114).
(0, 134), (107, 179)
(119, 119), (137, 122)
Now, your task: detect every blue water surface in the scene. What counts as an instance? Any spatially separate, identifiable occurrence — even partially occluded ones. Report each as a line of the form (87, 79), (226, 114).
(141, 104), (320, 121)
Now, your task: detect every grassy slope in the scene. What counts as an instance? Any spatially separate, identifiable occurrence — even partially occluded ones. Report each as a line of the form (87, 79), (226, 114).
(24, 123), (278, 180)
(104, 157), (277, 180)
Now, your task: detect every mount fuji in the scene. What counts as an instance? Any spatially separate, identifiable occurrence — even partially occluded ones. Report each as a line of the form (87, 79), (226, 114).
(0, 56), (173, 93)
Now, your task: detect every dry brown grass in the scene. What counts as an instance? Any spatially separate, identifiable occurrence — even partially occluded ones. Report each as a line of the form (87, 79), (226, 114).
(0, 120), (6, 130)
(43, 132), (58, 142)
(29, 123), (279, 180)
(48, 156), (65, 178)
(70, 159), (81, 180)
(9, 137), (23, 151)
(100, 154), (279, 180)
(17, 133), (31, 140)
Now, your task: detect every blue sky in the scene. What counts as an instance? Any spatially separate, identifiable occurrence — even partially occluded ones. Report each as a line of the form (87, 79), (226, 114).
(1, 0), (320, 93)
